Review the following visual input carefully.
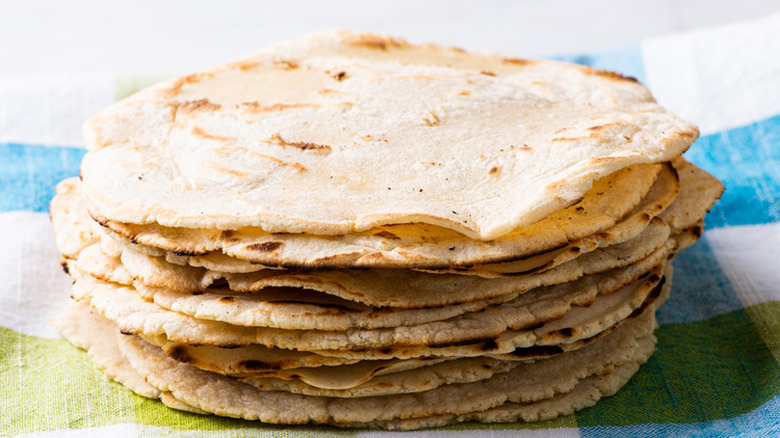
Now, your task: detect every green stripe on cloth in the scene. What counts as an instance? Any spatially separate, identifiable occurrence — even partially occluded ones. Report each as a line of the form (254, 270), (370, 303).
(1, 327), (135, 435)
(576, 301), (780, 426)
(0, 327), (353, 437)
(745, 303), (780, 364)
(115, 74), (174, 101)
(4, 303), (780, 435)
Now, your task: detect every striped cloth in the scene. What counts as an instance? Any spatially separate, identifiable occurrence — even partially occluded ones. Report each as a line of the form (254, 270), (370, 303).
(2, 13), (780, 438)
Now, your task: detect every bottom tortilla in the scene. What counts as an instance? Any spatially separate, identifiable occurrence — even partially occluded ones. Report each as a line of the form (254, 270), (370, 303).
(50, 291), (660, 430)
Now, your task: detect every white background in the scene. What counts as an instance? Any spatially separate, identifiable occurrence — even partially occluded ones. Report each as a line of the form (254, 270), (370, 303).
(2, 0), (779, 75)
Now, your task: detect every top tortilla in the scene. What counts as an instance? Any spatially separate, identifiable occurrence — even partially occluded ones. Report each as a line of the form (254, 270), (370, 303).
(89, 162), (663, 269)
(80, 30), (697, 241)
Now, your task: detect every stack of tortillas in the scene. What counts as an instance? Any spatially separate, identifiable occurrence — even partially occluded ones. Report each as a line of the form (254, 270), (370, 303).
(49, 31), (723, 430)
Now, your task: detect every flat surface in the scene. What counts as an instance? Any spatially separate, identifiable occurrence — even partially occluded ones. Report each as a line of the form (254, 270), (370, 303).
(1, 0), (778, 74)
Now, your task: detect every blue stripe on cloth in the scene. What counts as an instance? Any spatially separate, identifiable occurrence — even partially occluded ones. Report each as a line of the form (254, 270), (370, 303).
(552, 44), (780, 230)
(580, 393), (780, 437)
(0, 143), (85, 213)
(659, 238), (743, 325)
(686, 114), (780, 228)
(550, 43), (647, 85)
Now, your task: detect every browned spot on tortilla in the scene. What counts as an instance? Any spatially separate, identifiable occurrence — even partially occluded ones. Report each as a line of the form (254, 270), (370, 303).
(119, 328), (136, 336)
(457, 90), (471, 96)
(239, 360), (282, 371)
(502, 58), (536, 66)
(374, 382), (395, 389)
(164, 73), (212, 96)
(305, 251), (363, 267)
(423, 111), (440, 127)
(504, 325), (624, 362)
(373, 230), (401, 240)
(268, 133), (331, 152)
(192, 126), (236, 142)
(587, 122), (627, 132)
(246, 241), (283, 252)
(508, 344), (564, 359)
(589, 156), (624, 165)
(178, 99), (222, 114)
(210, 147), (308, 172)
(166, 345), (192, 363)
(636, 271), (651, 281)
(428, 337), (497, 349)
(481, 364), (493, 370)
(242, 102), (320, 113)
(489, 166), (500, 176)
(678, 127), (699, 139)
(332, 71), (347, 81)
(548, 327), (575, 338)
(579, 66), (638, 83)
(209, 278), (229, 289)
(479, 339), (499, 351)
(554, 122), (637, 143)
(692, 225), (703, 238)
(318, 89), (342, 97)
(344, 34), (406, 50)
(628, 276), (665, 319)
(275, 59), (299, 69)
(221, 234), (241, 244)
(233, 60), (260, 71)
(480, 70), (496, 77)
(596, 232), (612, 240)
(60, 260), (70, 275)
(552, 134), (590, 143)
(171, 249), (200, 257)
(218, 296), (236, 303)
